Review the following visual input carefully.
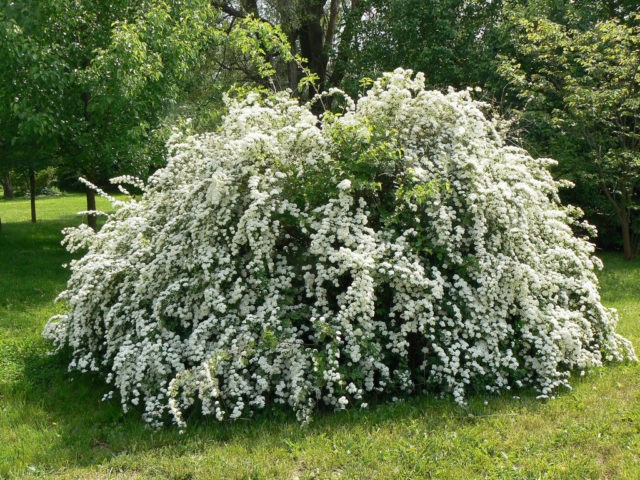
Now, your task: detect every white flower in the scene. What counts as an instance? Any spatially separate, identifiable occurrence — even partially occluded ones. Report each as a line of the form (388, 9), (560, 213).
(337, 179), (352, 191)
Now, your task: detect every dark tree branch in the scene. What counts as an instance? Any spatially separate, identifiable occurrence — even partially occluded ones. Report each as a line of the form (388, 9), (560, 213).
(325, 0), (340, 54)
(212, 1), (246, 18)
(240, 0), (258, 16)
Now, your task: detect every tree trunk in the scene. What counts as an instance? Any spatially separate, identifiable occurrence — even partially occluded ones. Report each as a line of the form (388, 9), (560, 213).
(29, 168), (37, 223)
(601, 181), (634, 260)
(298, 4), (328, 91)
(1, 171), (14, 200)
(621, 212), (633, 260)
(81, 88), (98, 231)
(86, 184), (97, 231)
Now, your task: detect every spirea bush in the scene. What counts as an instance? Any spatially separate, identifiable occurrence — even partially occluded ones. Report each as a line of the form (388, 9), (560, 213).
(45, 69), (636, 428)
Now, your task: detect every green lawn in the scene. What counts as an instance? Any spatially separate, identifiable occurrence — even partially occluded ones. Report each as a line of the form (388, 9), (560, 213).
(1, 195), (639, 479)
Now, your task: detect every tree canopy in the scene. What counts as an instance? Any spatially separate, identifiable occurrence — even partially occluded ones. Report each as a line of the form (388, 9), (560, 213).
(499, 10), (640, 258)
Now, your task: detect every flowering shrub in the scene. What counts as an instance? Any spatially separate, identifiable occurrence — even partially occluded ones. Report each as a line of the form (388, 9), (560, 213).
(45, 69), (636, 428)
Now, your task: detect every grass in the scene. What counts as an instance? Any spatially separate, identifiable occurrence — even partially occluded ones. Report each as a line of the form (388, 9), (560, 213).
(1, 194), (639, 479)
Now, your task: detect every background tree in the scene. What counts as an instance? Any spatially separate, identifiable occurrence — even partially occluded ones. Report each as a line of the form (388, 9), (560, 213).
(0, 7), (64, 219)
(2, 0), (294, 229)
(212, 0), (363, 99)
(3, 0), (638, 260)
(39, 0), (223, 229)
(499, 11), (640, 259)
(337, 0), (503, 95)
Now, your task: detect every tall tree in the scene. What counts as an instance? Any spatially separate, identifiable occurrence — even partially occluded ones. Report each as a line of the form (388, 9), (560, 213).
(2, 0), (294, 228)
(499, 12), (640, 258)
(212, 0), (363, 97)
(40, 0), (223, 229)
(0, 7), (64, 219)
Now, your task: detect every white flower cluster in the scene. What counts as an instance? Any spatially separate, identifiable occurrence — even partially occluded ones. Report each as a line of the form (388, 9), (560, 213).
(44, 69), (636, 429)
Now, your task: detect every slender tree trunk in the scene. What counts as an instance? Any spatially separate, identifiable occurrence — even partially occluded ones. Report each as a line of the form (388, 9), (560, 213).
(621, 212), (633, 260)
(86, 184), (97, 231)
(298, 2), (328, 90)
(29, 168), (36, 223)
(81, 88), (98, 230)
(1, 171), (14, 200)
(602, 181), (635, 260)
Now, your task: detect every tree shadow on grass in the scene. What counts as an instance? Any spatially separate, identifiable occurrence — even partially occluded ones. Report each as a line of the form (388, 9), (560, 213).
(0, 218), (77, 311)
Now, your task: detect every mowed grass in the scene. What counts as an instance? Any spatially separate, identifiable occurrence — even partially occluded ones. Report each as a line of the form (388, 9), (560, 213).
(0, 195), (638, 479)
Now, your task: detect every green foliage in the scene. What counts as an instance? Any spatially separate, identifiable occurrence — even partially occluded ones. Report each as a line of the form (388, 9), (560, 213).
(0, 8), (64, 176)
(297, 72), (321, 94)
(45, 0), (222, 181)
(228, 15), (294, 80)
(2, 0), (638, 254)
(338, 0), (503, 94)
(498, 11), (640, 258)
(1, 0), (294, 202)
